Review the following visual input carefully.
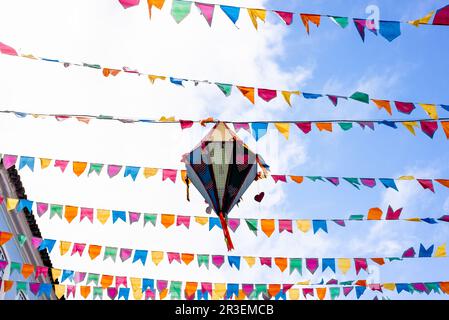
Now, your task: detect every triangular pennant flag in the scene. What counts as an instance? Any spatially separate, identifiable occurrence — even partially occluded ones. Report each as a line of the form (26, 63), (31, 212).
(195, 2), (214, 26)
(409, 10), (434, 26)
(220, 5), (240, 25)
(119, 0), (140, 9)
(258, 88), (277, 102)
(420, 121), (438, 138)
(300, 14), (321, 34)
(147, 0), (165, 18)
(281, 91), (299, 107)
(274, 123), (290, 140)
(372, 99), (392, 115)
(171, 0), (192, 24)
(402, 121), (418, 135)
(420, 104), (438, 120)
(330, 16), (349, 28)
(237, 86), (255, 104)
(275, 11), (293, 25)
(247, 8), (266, 30)
(215, 83), (232, 97)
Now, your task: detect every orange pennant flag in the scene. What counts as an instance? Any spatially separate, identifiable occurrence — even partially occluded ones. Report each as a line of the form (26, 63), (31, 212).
(59, 241), (72, 256)
(21, 264), (34, 279)
(181, 253), (195, 265)
(0, 231), (13, 246)
(80, 286), (91, 299)
(436, 179), (449, 189)
(147, 0), (165, 19)
(440, 282), (449, 294)
(73, 162), (87, 177)
(274, 257), (288, 272)
(101, 275), (114, 289)
(316, 287), (327, 300)
(3, 280), (13, 293)
(316, 122), (332, 132)
(290, 176), (304, 184)
(237, 86), (255, 104)
(261, 219), (275, 237)
(88, 245), (102, 260)
(102, 68), (121, 77)
(161, 214), (175, 228)
(64, 206), (78, 223)
(372, 99), (392, 115)
(371, 258), (385, 265)
(184, 282), (198, 298)
(268, 284), (281, 297)
(442, 122), (449, 139)
(159, 288), (168, 300)
(367, 207), (383, 220)
(40, 158), (52, 169)
(300, 14), (321, 34)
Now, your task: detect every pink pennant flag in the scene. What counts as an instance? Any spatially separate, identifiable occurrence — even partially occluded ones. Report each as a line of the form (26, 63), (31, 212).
(260, 257), (272, 268)
(118, 0), (140, 9)
(343, 286), (353, 296)
(326, 177), (340, 186)
(303, 288), (314, 298)
(296, 122), (312, 134)
(35, 266), (49, 279)
(3, 155), (18, 169)
(36, 202), (49, 217)
(115, 276), (128, 288)
(66, 285), (76, 298)
(242, 284), (254, 297)
(120, 248), (132, 262)
(279, 220), (293, 233)
(107, 165), (122, 178)
(71, 243), (86, 256)
(196, 2), (215, 26)
(233, 123), (251, 133)
(74, 272), (86, 284)
(282, 283), (294, 293)
(180, 120), (194, 130)
(402, 247), (416, 258)
(212, 255), (225, 268)
(176, 215), (191, 228)
(417, 179), (435, 192)
(162, 169), (177, 183)
(306, 258), (318, 274)
(55, 115), (70, 122)
(167, 252), (181, 264)
(201, 282), (212, 294)
(145, 289), (156, 300)
(368, 284), (382, 292)
(258, 89), (277, 102)
(157, 280), (168, 292)
(31, 237), (42, 249)
(228, 218), (240, 232)
(54, 160), (69, 173)
(354, 258), (368, 275)
(360, 178), (376, 188)
(420, 121), (438, 138)
(275, 11), (293, 25)
(30, 283), (41, 296)
(386, 206), (402, 220)
(272, 175), (287, 183)
(107, 287), (117, 300)
(0, 42), (18, 56)
(128, 212), (141, 224)
(80, 207), (94, 223)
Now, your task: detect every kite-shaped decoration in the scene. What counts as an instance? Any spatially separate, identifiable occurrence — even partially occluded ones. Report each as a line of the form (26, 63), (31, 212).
(182, 122), (269, 250)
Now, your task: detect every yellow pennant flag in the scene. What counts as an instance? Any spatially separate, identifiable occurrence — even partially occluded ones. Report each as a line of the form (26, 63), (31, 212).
(402, 121), (418, 135)
(247, 8), (266, 30)
(159, 116), (175, 122)
(132, 288), (143, 300)
(296, 219), (311, 233)
(398, 175), (415, 180)
(195, 216), (208, 226)
(143, 167), (158, 178)
(51, 268), (62, 282)
(337, 258), (351, 274)
(274, 123), (290, 140)
(383, 283), (396, 291)
(54, 284), (66, 299)
(288, 288), (300, 300)
(97, 209), (111, 225)
(131, 277), (142, 292)
(435, 244), (447, 257)
(408, 10), (435, 27)
(213, 283), (226, 300)
(6, 198), (19, 211)
(148, 74), (166, 84)
(244, 256), (256, 268)
(419, 103), (438, 120)
(281, 91), (300, 107)
(59, 241), (72, 256)
(40, 158), (52, 169)
(152, 251), (164, 265)
(406, 218), (421, 222)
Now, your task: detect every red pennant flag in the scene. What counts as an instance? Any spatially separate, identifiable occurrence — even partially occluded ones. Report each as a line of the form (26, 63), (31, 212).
(386, 206), (402, 220)
(417, 179), (435, 192)
(275, 11), (293, 25)
(394, 101), (415, 114)
(257, 88), (277, 102)
(179, 120), (194, 130)
(296, 122), (312, 134)
(420, 121), (438, 138)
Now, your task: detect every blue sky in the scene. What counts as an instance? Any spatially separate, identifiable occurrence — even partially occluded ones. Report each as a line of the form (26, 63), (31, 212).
(0, 0), (448, 300)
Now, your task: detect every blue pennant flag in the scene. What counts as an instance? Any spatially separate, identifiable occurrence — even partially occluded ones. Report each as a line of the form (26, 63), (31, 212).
(132, 250), (148, 265)
(170, 77), (184, 86)
(124, 166), (140, 181)
(39, 239), (56, 253)
(118, 287), (130, 300)
(302, 92), (322, 99)
(228, 256), (241, 270)
(355, 286), (366, 299)
(61, 270), (75, 283)
(251, 122), (268, 141)
(220, 5), (240, 24)
(112, 210), (127, 223)
(226, 283), (239, 299)
(418, 244), (434, 257)
(19, 156), (35, 171)
(38, 283), (52, 298)
(378, 120), (397, 129)
(322, 258), (336, 273)
(312, 220), (328, 234)
(17, 199), (34, 212)
(379, 21), (401, 42)
(142, 279), (154, 292)
(209, 217), (222, 231)
(379, 178), (398, 191)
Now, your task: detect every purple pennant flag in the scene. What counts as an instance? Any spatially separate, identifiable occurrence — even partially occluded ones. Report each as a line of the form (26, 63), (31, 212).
(31, 237), (42, 249)
(354, 19), (367, 41)
(29, 283), (41, 296)
(107, 287), (118, 300)
(360, 178), (376, 188)
(107, 165), (122, 178)
(333, 219), (346, 227)
(438, 215), (449, 222)
(282, 284), (294, 293)
(412, 283), (428, 293)
(157, 280), (168, 292)
(327, 279), (338, 285)
(343, 286), (353, 296)
(128, 212), (141, 224)
(402, 247), (416, 258)
(0, 260), (8, 270)
(325, 177), (340, 186)
(306, 258), (319, 274)
(358, 121), (375, 130)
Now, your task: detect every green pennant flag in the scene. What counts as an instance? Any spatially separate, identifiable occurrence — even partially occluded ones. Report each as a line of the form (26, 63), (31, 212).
(425, 282), (441, 294)
(144, 213), (157, 226)
(330, 287), (341, 300)
(88, 163), (104, 176)
(171, 0), (192, 24)
(87, 273), (100, 286)
(83, 63), (101, 69)
(350, 91), (370, 104)
(245, 219), (258, 235)
(330, 16), (349, 28)
(50, 204), (63, 219)
(255, 284), (267, 298)
(387, 257), (401, 262)
(17, 234), (27, 246)
(338, 122), (353, 131)
(349, 215), (364, 220)
(343, 177), (361, 189)
(169, 281), (182, 299)
(289, 258), (302, 275)
(306, 176), (324, 182)
(340, 281), (354, 285)
(197, 254), (209, 269)
(93, 287), (103, 300)
(104, 247), (118, 262)
(16, 281), (27, 294)
(216, 83), (233, 97)
(10, 262), (21, 275)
